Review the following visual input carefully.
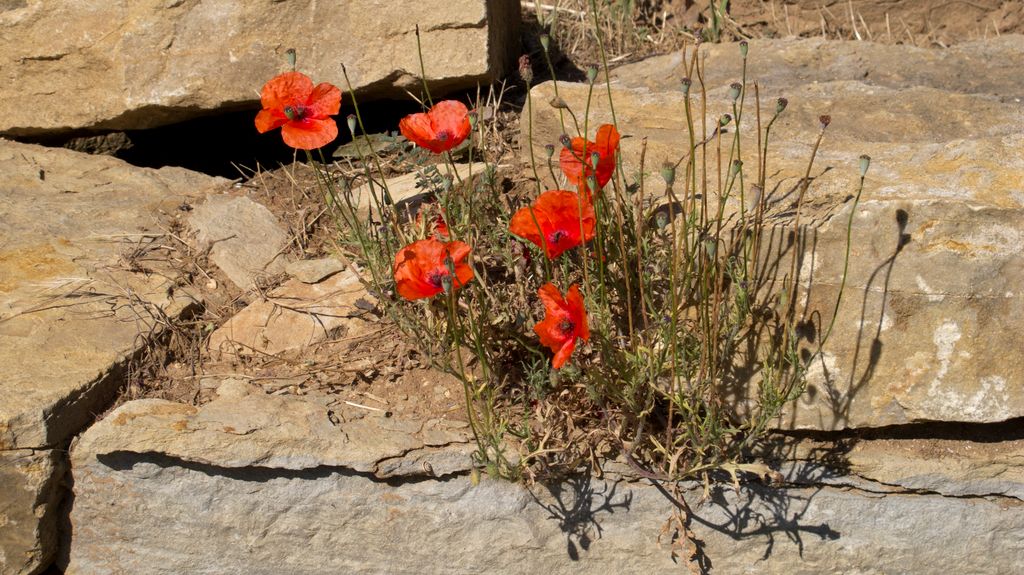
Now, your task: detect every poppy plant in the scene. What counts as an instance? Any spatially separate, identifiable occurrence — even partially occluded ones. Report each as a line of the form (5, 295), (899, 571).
(534, 283), (589, 369)
(393, 238), (473, 301)
(559, 124), (620, 196)
(399, 100), (472, 154)
(255, 71), (342, 150)
(508, 190), (595, 259)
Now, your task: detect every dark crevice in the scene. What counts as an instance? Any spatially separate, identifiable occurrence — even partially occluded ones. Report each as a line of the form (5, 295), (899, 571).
(783, 478), (1024, 504)
(11, 96), (461, 179)
(95, 450), (466, 487)
(773, 416), (1024, 443)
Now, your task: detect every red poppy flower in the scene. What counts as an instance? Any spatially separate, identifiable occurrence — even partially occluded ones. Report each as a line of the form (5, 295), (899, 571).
(393, 238), (473, 300)
(255, 71), (342, 150)
(508, 190), (595, 259)
(399, 100), (472, 154)
(559, 124), (620, 195)
(534, 283), (589, 369)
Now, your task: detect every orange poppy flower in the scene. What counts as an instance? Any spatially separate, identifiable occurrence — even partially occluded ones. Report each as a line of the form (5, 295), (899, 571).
(399, 100), (472, 154)
(393, 238), (473, 300)
(508, 190), (595, 260)
(534, 283), (589, 369)
(559, 124), (620, 195)
(255, 71), (342, 150)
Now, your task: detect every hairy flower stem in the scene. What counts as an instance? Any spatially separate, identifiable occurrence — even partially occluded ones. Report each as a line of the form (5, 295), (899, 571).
(339, 65), (399, 218)
(414, 25), (434, 107)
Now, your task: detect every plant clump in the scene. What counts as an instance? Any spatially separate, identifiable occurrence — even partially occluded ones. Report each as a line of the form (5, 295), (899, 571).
(254, 30), (869, 492)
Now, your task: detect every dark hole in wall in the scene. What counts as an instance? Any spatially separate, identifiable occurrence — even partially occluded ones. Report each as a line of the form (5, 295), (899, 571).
(20, 98), (431, 179)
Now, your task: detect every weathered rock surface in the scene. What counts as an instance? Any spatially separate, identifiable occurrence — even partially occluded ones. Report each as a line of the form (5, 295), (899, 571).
(522, 39), (1024, 429)
(354, 162), (491, 218)
(765, 434), (1024, 501)
(611, 36), (1024, 100)
(63, 395), (1024, 574)
(188, 194), (291, 290)
(0, 0), (520, 136)
(206, 268), (374, 358)
(285, 257), (345, 284)
(0, 450), (64, 575)
(0, 139), (228, 573)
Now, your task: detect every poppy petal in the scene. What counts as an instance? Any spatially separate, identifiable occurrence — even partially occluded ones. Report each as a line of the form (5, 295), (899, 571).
(565, 284), (589, 341)
(307, 82), (342, 117)
(430, 100), (471, 146)
(400, 112), (437, 150)
(260, 71), (313, 111)
(255, 109), (288, 133)
(559, 142), (586, 185)
(508, 206), (546, 248)
(595, 124), (620, 154)
(280, 117), (338, 150)
(551, 340), (577, 369)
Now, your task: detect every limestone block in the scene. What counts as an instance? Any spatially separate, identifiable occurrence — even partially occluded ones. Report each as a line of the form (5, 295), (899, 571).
(63, 397), (1024, 574)
(0, 0), (521, 135)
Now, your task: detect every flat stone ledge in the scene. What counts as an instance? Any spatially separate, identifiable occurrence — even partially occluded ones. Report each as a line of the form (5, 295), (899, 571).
(65, 440), (1024, 574)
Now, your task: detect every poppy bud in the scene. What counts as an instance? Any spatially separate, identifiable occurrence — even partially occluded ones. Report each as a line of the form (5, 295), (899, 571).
(680, 77), (692, 95)
(559, 134), (572, 149)
(540, 34), (551, 53)
(729, 82), (742, 102)
(346, 114), (356, 136)
(660, 163), (675, 187)
(586, 65), (599, 84)
(776, 97), (788, 114)
(549, 97), (569, 110)
(544, 143), (555, 160)
(739, 40), (749, 59)
(468, 112), (478, 129)
(859, 154), (871, 177)
(518, 54), (534, 85)
(731, 159), (743, 176)
(819, 115), (832, 128)
(285, 48), (296, 69)
(719, 114), (732, 127)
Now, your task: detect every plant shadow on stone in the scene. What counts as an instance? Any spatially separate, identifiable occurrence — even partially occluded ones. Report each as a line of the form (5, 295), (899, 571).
(530, 470), (633, 561)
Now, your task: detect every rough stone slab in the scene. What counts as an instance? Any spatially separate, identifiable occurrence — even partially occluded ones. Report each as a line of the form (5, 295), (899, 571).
(285, 257), (345, 284)
(206, 268), (375, 358)
(522, 79), (1024, 429)
(0, 139), (227, 575)
(0, 0), (520, 135)
(64, 416), (1024, 574)
(611, 36), (1024, 100)
(188, 194), (291, 290)
(71, 393), (471, 477)
(0, 139), (228, 451)
(0, 449), (65, 575)
(353, 162), (491, 218)
(765, 436), (1024, 501)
